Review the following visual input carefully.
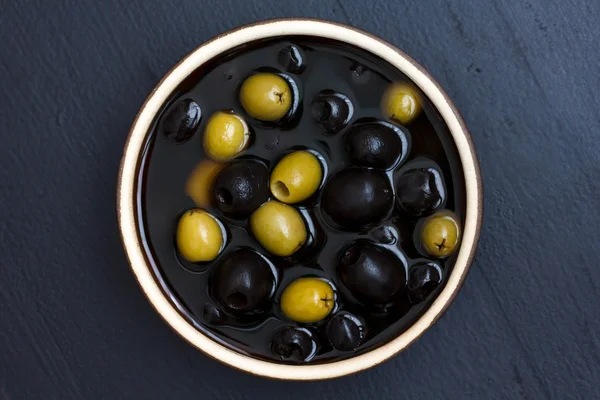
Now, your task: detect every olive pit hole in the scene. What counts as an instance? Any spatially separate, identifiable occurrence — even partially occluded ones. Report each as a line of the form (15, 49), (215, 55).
(216, 188), (233, 205)
(272, 181), (290, 198)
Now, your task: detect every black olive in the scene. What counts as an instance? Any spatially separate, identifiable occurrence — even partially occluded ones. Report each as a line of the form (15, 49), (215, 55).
(278, 45), (305, 74)
(202, 303), (228, 325)
(212, 159), (270, 219)
(395, 167), (446, 216)
(270, 327), (318, 363)
(326, 312), (366, 351)
(311, 90), (353, 134)
(350, 63), (372, 84)
(211, 249), (276, 314)
(370, 224), (398, 245)
(160, 99), (201, 143)
(344, 121), (407, 169)
(408, 262), (443, 303)
(338, 241), (406, 304)
(321, 168), (393, 230)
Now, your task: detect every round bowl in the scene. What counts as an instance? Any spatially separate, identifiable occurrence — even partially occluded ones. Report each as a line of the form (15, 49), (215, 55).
(117, 18), (483, 380)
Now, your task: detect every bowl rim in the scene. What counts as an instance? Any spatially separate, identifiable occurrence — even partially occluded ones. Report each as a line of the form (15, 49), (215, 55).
(117, 18), (483, 381)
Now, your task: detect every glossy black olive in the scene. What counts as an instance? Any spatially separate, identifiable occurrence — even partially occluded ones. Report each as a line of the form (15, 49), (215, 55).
(408, 262), (443, 303)
(370, 224), (398, 245)
(202, 303), (228, 325)
(278, 45), (305, 74)
(270, 327), (318, 363)
(212, 159), (270, 219)
(338, 241), (406, 304)
(160, 99), (201, 143)
(326, 312), (366, 351)
(395, 167), (446, 216)
(311, 90), (353, 134)
(321, 168), (393, 230)
(211, 249), (276, 314)
(344, 121), (407, 169)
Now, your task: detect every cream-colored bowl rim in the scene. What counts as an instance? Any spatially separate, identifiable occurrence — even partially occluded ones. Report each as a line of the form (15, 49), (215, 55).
(117, 18), (483, 381)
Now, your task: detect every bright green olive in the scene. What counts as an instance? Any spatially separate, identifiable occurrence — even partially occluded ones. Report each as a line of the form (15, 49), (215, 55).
(203, 111), (250, 161)
(270, 151), (322, 204)
(419, 210), (460, 258)
(381, 82), (422, 124)
(249, 201), (307, 257)
(239, 73), (292, 121)
(280, 277), (335, 323)
(176, 209), (224, 262)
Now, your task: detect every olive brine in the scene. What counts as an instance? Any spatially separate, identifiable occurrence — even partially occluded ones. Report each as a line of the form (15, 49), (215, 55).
(139, 37), (466, 364)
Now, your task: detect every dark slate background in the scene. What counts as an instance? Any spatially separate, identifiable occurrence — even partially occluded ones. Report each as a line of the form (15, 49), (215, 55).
(1, 0), (599, 398)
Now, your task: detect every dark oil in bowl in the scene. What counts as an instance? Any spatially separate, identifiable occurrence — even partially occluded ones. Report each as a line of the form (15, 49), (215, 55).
(136, 36), (466, 363)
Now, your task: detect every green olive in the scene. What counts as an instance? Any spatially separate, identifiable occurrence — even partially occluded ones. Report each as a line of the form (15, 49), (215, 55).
(203, 111), (250, 161)
(270, 151), (322, 204)
(176, 209), (224, 262)
(280, 277), (335, 323)
(185, 159), (223, 207)
(239, 73), (292, 121)
(419, 210), (460, 258)
(249, 200), (307, 257)
(381, 82), (422, 124)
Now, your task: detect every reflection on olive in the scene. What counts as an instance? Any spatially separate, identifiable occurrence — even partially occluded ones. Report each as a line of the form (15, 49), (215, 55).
(161, 98), (201, 143)
(176, 209), (224, 262)
(321, 168), (393, 230)
(203, 111), (250, 161)
(408, 262), (443, 303)
(249, 201), (307, 257)
(278, 44), (305, 74)
(212, 159), (270, 219)
(395, 166), (446, 216)
(280, 277), (335, 324)
(381, 82), (422, 124)
(311, 90), (353, 134)
(418, 210), (460, 258)
(344, 121), (406, 169)
(338, 241), (406, 304)
(270, 151), (323, 204)
(211, 249), (276, 314)
(326, 312), (365, 351)
(239, 73), (292, 121)
(270, 327), (318, 363)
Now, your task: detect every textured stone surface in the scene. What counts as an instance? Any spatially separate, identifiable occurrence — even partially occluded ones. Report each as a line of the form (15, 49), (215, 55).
(1, 0), (599, 399)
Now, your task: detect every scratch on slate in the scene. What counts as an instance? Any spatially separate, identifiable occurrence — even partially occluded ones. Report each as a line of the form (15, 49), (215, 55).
(335, 0), (352, 24)
(490, 0), (561, 126)
(477, 268), (553, 399)
(35, 318), (86, 398)
(582, 319), (600, 367)
(0, 288), (85, 399)
(511, 363), (530, 400)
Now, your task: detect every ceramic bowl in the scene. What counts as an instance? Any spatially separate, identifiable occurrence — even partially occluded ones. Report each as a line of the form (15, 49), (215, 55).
(117, 18), (483, 380)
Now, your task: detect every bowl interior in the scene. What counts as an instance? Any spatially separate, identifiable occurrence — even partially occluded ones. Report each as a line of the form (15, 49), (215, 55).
(117, 19), (483, 380)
